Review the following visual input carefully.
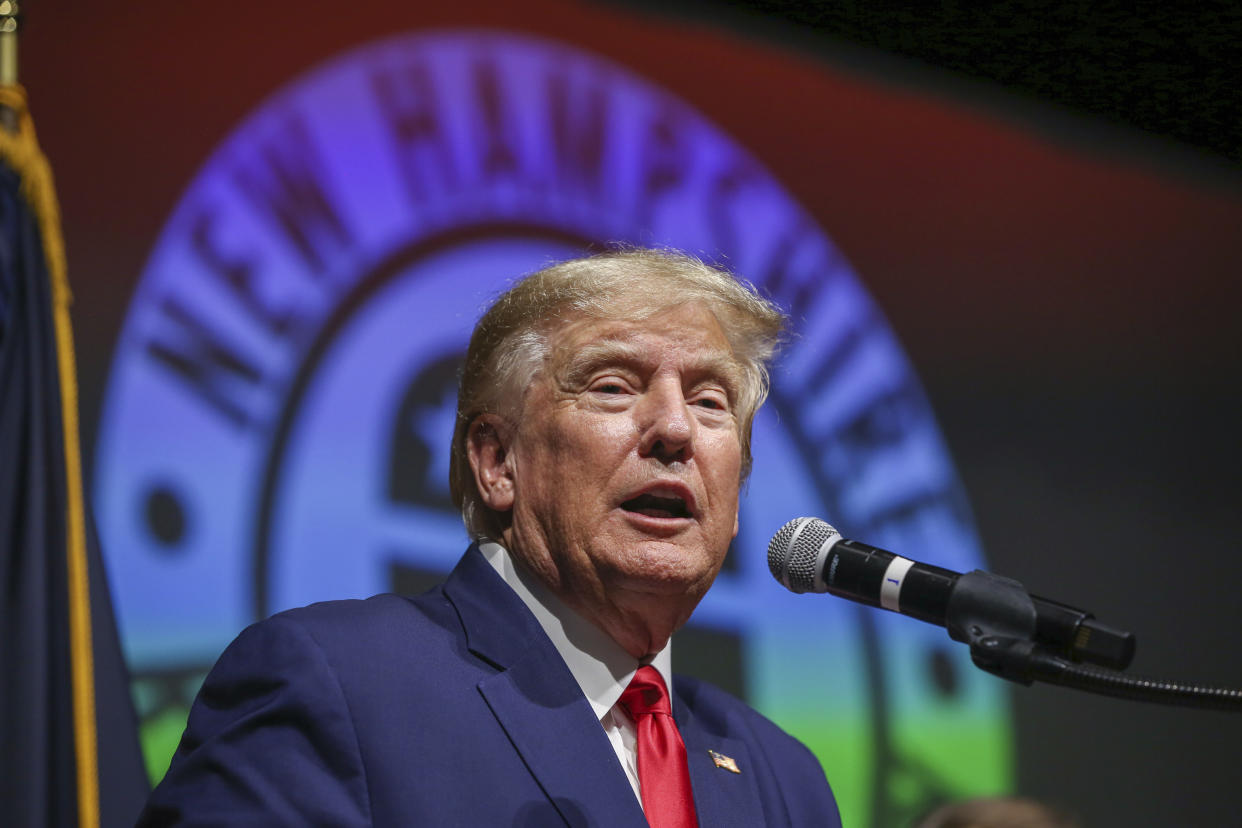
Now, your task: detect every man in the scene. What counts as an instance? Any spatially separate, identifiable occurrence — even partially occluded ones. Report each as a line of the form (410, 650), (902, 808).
(140, 248), (841, 826)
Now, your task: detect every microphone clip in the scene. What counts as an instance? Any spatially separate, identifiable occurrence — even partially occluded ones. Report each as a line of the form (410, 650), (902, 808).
(945, 570), (1043, 685)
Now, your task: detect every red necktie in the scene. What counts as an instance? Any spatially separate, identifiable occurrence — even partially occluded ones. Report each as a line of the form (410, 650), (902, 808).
(618, 666), (699, 828)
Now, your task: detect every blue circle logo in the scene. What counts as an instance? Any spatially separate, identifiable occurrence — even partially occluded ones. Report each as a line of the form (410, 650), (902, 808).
(96, 30), (1010, 823)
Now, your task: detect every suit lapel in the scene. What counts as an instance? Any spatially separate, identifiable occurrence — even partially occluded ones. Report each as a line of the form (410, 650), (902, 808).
(444, 548), (647, 827)
(676, 698), (768, 828)
(478, 649), (647, 827)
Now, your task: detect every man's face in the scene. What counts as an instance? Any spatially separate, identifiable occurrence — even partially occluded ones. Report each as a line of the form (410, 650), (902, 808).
(496, 302), (744, 643)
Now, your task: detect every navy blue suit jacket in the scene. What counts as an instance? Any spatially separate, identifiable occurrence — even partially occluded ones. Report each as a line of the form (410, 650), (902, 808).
(140, 546), (841, 826)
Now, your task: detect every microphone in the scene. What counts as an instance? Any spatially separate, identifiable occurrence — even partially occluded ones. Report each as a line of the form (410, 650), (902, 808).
(767, 517), (1135, 670)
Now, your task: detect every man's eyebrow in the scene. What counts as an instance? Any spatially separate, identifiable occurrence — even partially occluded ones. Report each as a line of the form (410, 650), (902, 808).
(559, 338), (743, 392)
(559, 340), (644, 385)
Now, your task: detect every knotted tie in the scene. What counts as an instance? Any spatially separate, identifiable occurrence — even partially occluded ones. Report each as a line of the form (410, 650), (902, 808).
(617, 666), (698, 828)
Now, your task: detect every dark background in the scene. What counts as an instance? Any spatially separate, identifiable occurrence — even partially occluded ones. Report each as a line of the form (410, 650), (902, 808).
(23, 2), (1242, 825)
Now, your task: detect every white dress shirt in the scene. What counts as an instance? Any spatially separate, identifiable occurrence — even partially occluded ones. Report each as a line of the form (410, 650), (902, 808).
(480, 540), (673, 805)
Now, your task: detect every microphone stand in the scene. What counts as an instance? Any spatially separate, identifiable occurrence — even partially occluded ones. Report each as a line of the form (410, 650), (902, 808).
(945, 570), (1242, 711)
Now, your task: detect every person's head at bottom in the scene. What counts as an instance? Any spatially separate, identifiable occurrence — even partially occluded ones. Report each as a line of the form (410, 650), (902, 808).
(916, 796), (1081, 828)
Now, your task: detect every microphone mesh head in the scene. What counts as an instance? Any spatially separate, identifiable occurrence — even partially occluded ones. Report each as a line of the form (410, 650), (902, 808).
(767, 519), (802, 583)
(768, 517), (837, 593)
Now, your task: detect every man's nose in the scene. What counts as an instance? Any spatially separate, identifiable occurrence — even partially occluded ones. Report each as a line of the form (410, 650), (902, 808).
(636, 380), (694, 462)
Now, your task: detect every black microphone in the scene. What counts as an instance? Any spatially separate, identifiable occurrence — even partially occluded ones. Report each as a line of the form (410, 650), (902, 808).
(767, 517), (1135, 670)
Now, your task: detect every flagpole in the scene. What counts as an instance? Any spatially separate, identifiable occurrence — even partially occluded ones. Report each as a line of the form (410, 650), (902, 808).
(0, 1), (15, 82)
(0, 0), (17, 133)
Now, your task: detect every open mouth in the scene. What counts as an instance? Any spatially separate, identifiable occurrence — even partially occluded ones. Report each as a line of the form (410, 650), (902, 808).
(621, 492), (692, 519)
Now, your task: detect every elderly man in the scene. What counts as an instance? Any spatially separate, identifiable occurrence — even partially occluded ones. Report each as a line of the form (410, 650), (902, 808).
(141, 249), (841, 826)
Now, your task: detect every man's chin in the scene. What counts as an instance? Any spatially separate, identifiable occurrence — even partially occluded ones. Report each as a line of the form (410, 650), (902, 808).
(605, 541), (724, 594)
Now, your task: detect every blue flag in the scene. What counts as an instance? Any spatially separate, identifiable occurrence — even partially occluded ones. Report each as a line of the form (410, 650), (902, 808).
(0, 86), (149, 828)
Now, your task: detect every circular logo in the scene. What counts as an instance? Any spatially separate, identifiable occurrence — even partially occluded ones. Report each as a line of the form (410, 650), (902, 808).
(96, 30), (1009, 823)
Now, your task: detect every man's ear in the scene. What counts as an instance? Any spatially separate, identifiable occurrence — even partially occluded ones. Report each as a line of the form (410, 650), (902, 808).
(466, 414), (516, 512)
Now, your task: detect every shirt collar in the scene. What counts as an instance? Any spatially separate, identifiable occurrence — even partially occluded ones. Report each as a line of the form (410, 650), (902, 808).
(479, 540), (673, 720)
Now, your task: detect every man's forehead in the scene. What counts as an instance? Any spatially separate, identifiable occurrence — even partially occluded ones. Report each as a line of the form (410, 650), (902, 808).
(553, 301), (728, 344)
(551, 310), (742, 379)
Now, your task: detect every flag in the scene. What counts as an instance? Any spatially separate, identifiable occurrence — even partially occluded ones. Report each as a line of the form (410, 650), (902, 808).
(0, 85), (149, 827)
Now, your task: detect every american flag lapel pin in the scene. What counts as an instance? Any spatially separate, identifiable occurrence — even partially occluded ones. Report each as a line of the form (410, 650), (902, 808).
(708, 749), (741, 774)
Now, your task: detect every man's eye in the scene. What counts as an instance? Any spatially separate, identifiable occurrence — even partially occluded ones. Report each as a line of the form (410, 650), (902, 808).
(693, 397), (726, 410)
(593, 382), (626, 394)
